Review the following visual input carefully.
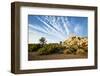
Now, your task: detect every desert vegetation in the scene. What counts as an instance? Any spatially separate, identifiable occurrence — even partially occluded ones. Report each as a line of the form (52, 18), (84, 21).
(28, 36), (88, 60)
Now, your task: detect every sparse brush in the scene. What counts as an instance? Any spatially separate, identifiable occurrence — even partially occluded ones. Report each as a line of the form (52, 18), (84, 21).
(38, 44), (66, 55)
(63, 49), (72, 54)
(76, 49), (86, 55)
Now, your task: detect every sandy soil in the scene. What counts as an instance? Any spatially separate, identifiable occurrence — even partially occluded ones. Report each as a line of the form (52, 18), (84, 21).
(28, 52), (88, 61)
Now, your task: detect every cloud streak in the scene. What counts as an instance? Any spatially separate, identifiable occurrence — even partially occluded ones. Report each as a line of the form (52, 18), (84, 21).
(28, 15), (88, 43)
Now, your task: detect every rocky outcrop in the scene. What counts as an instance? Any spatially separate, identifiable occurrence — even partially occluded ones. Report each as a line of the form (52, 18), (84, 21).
(63, 36), (88, 55)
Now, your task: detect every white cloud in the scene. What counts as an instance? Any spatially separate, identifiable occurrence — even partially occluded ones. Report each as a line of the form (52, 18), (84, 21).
(74, 24), (82, 35)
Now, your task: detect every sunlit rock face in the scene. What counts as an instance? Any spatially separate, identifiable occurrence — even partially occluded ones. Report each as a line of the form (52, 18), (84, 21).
(63, 36), (88, 55)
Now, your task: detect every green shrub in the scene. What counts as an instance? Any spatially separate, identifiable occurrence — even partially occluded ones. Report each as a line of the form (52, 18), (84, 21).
(37, 47), (48, 55)
(28, 44), (41, 52)
(38, 44), (66, 55)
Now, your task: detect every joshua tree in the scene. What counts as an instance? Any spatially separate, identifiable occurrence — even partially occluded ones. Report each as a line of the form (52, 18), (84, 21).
(60, 41), (62, 45)
(39, 37), (46, 46)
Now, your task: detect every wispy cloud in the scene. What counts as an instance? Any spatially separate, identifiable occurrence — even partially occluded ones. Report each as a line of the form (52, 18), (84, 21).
(74, 24), (82, 35)
(28, 15), (88, 43)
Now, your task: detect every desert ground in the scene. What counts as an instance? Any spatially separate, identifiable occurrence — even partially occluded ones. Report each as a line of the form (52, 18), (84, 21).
(28, 52), (87, 60)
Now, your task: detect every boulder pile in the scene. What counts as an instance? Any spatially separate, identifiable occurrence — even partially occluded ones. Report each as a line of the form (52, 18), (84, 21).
(63, 36), (88, 55)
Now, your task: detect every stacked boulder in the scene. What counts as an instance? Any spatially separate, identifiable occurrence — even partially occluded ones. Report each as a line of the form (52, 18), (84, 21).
(63, 36), (88, 55)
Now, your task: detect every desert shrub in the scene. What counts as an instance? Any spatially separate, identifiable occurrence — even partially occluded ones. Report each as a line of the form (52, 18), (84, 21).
(37, 47), (48, 55)
(37, 44), (54, 55)
(28, 44), (41, 52)
(63, 49), (72, 54)
(38, 44), (66, 55)
(76, 49), (86, 55)
(63, 48), (76, 55)
(69, 48), (77, 54)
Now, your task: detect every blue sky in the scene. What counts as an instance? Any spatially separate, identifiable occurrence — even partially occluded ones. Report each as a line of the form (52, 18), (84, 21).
(28, 15), (88, 43)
